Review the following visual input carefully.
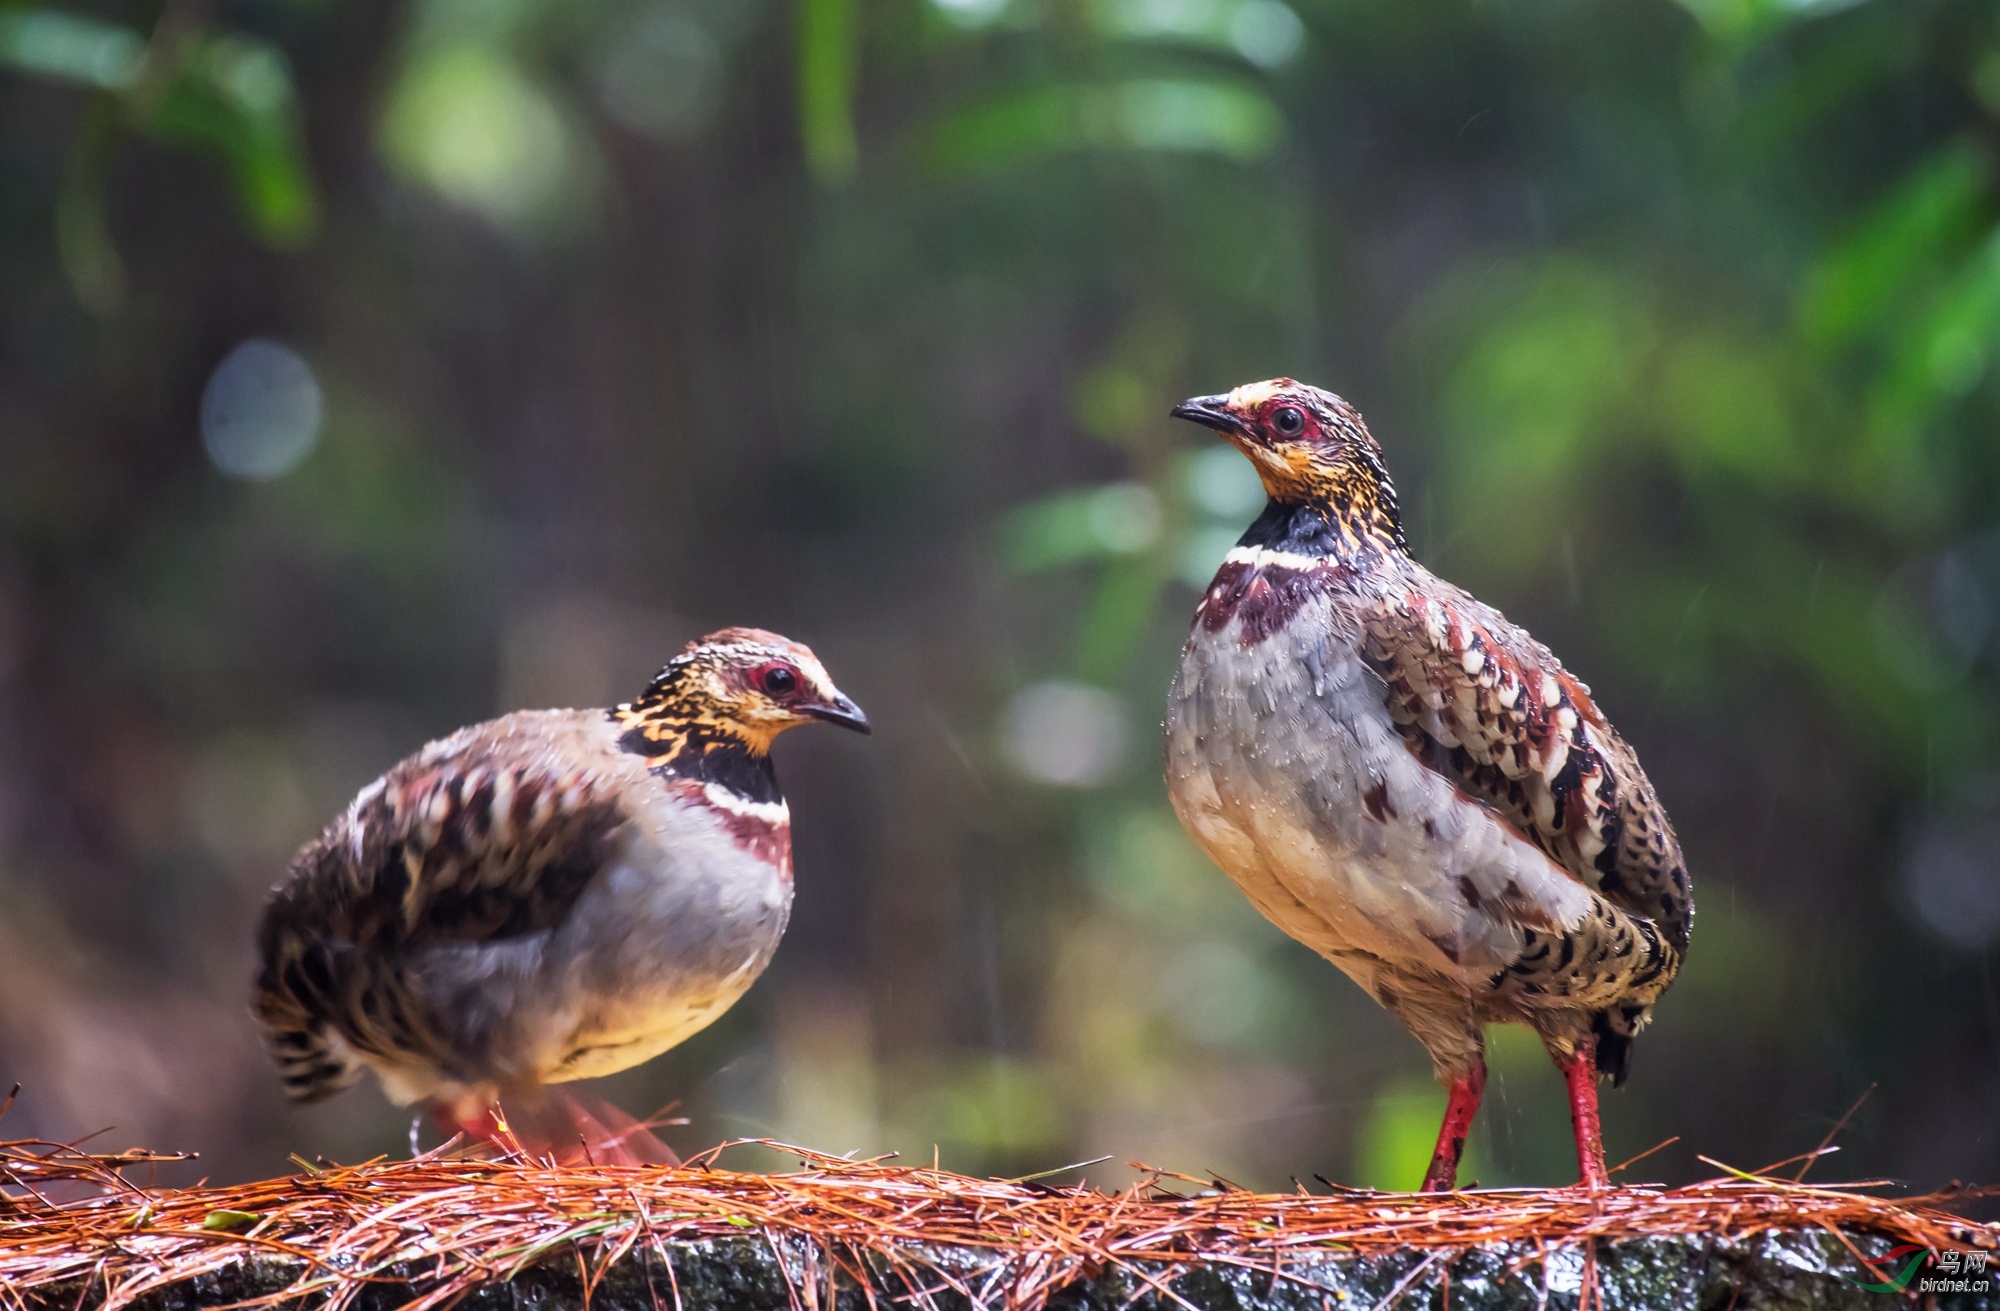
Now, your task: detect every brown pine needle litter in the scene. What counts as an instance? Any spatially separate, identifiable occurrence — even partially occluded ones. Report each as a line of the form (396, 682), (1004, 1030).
(1, 1134), (1994, 1311)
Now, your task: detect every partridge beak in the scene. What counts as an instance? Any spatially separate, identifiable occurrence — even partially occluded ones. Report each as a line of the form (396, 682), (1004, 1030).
(1170, 394), (1245, 437)
(801, 693), (871, 734)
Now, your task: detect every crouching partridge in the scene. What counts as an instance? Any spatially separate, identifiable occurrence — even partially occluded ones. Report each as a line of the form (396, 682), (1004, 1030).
(252, 628), (868, 1154)
(1164, 380), (1691, 1191)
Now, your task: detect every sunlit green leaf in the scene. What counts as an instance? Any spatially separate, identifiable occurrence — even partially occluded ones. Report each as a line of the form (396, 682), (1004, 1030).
(1655, 334), (1802, 485)
(139, 34), (319, 246)
(380, 46), (591, 236)
(1673, 0), (1869, 47)
(0, 10), (319, 282)
(1433, 259), (1654, 576)
(925, 79), (1282, 172)
(1798, 141), (1991, 354)
(1864, 226), (2000, 439)
(1352, 1077), (1487, 1191)
(798, 0), (859, 184)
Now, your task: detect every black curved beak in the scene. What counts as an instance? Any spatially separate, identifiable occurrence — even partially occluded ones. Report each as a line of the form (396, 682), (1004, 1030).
(1170, 393), (1245, 436)
(801, 693), (871, 734)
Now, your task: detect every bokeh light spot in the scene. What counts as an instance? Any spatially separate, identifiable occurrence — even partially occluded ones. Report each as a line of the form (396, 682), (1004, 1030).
(200, 339), (323, 480)
(1188, 444), (1265, 517)
(1001, 681), (1128, 787)
(380, 47), (584, 232)
(1161, 939), (1265, 1042)
(1086, 483), (1162, 553)
(931, 0), (1010, 27)
(1902, 784), (2000, 950)
(1871, 550), (1992, 692)
(594, 13), (724, 141)
(1179, 524), (1241, 587)
(1229, 0), (1302, 67)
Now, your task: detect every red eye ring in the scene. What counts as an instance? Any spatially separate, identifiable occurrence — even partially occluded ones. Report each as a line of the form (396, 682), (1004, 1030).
(756, 662), (801, 697)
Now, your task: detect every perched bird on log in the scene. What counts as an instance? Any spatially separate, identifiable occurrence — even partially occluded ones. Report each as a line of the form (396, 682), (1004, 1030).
(252, 628), (869, 1156)
(1164, 380), (1691, 1191)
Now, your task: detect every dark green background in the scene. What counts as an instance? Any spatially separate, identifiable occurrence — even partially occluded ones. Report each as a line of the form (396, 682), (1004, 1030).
(1, 0), (1995, 1193)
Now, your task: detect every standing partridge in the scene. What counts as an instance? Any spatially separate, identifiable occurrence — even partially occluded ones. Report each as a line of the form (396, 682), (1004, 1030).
(252, 628), (869, 1154)
(1164, 380), (1691, 1191)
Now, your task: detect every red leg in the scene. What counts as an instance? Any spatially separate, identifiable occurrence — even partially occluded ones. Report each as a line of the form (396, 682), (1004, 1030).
(432, 1099), (521, 1156)
(1419, 1059), (1487, 1192)
(1556, 1037), (1609, 1189)
(433, 1094), (678, 1166)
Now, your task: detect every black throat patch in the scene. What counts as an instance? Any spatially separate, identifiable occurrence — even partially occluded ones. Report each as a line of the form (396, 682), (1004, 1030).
(609, 668), (784, 806)
(1239, 494), (1401, 562)
(618, 719), (782, 804)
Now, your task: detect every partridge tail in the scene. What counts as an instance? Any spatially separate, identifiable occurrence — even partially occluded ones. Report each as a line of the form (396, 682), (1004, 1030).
(1591, 1004), (1650, 1087)
(268, 1027), (364, 1102)
(252, 976), (366, 1104)
(254, 914), (368, 1103)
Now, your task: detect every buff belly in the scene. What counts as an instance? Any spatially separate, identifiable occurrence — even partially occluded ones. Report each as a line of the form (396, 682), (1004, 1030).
(366, 812), (795, 1106)
(538, 817), (793, 1084)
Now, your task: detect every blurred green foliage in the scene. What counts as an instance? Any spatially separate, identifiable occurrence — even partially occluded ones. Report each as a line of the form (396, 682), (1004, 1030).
(1, 0), (1997, 1193)
(0, 4), (315, 308)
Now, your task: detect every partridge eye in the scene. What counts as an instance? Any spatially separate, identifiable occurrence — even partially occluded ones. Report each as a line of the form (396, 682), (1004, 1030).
(1272, 406), (1306, 436)
(760, 665), (799, 695)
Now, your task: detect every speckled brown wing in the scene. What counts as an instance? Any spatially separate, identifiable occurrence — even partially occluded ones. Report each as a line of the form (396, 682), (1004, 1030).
(252, 720), (630, 1103)
(1359, 573), (1692, 1077)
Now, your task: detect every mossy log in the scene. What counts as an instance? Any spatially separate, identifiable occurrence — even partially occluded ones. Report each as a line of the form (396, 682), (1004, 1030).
(6, 1145), (1993, 1311)
(23, 1228), (1985, 1311)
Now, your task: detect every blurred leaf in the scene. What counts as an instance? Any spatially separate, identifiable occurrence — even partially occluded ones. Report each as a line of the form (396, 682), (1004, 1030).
(915, 1056), (1064, 1155)
(924, 79), (1282, 172)
(798, 0), (859, 185)
(380, 46), (589, 235)
(1074, 365), (1150, 443)
(1186, 445), (1263, 519)
(1798, 141), (1991, 355)
(1433, 259), (1654, 575)
(1088, 0), (1305, 69)
(0, 7), (143, 88)
(138, 33), (318, 247)
(1177, 523), (1238, 586)
(0, 7), (319, 287)
(55, 96), (126, 313)
(1074, 558), (1163, 684)
(1655, 334), (1802, 486)
(1673, 0), (1870, 47)
(1002, 483), (1162, 572)
(1864, 226), (2000, 439)
(1352, 1076), (1486, 1191)
(1732, 8), (1909, 153)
